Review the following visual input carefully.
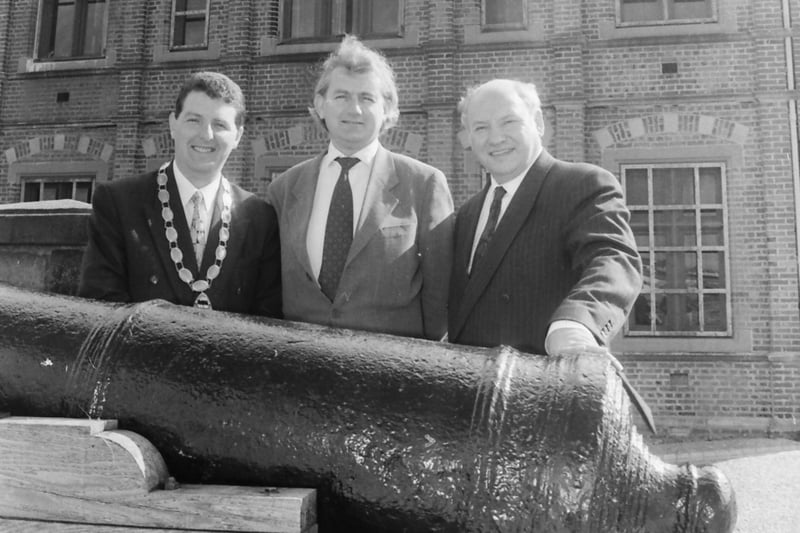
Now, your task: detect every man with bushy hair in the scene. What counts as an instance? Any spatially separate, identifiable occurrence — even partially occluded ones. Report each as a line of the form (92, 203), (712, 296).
(267, 36), (453, 340)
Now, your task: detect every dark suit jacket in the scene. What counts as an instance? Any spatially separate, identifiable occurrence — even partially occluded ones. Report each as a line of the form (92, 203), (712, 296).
(79, 163), (282, 316)
(266, 145), (454, 340)
(449, 150), (642, 355)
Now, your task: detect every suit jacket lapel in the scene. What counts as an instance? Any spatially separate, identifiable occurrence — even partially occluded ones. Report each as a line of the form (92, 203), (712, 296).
(346, 146), (399, 264)
(451, 152), (556, 340)
(287, 153), (323, 280)
(144, 163), (193, 300)
(448, 189), (486, 340)
(451, 187), (485, 296)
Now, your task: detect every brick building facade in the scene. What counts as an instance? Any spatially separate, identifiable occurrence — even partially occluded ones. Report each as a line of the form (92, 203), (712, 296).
(1, 0), (798, 437)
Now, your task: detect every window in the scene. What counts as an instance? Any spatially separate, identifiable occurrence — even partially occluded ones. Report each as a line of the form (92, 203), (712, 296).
(171, 0), (209, 50)
(36, 0), (106, 60)
(482, 0), (526, 32)
(622, 163), (730, 336)
(463, 0), (541, 45)
(22, 176), (94, 203)
(282, 0), (402, 41)
(265, 168), (287, 183)
(619, 0), (714, 25)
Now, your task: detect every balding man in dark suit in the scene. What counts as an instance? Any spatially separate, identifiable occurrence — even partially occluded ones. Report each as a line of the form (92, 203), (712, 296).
(449, 79), (641, 358)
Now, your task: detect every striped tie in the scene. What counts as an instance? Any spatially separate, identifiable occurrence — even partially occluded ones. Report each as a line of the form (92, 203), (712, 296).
(472, 186), (506, 270)
(189, 191), (207, 267)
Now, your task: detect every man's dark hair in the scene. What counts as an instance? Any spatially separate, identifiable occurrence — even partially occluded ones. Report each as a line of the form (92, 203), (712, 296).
(174, 71), (246, 127)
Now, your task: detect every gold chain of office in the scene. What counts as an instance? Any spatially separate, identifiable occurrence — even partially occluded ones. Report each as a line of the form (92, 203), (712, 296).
(157, 161), (232, 309)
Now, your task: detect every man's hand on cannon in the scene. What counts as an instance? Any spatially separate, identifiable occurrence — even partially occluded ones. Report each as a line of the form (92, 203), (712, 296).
(545, 322), (656, 435)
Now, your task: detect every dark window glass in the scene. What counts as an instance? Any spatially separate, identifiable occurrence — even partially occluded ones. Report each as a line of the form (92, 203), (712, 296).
(653, 210), (696, 247)
(625, 168), (649, 205)
(703, 294), (727, 331)
(700, 209), (724, 245)
(699, 167), (722, 203)
(620, 0), (713, 24)
(623, 163), (729, 336)
(282, 0), (400, 40)
(655, 293), (699, 332)
(356, 0), (401, 36)
(22, 177), (94, 203)
(23, 183), (41, 202)
(653, 167), (694, 205)
(172, 0), (208, 48)
(37, 0), (106, 59)
(75, 181), (93, 203)
(630, 211), (649, 248)
(483, 0), (526, 31)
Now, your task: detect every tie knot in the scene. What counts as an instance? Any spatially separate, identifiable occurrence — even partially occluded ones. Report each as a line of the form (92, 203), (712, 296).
(191, 190), (204, 207)
(335, 156), (360, 173)
(493, 186), (506, 202)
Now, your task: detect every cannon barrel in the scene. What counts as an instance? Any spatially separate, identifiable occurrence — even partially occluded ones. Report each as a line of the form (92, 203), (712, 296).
(0, 283), (735, 532)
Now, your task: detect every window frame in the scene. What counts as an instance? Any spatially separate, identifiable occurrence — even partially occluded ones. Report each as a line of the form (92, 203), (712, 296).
(34, 0), (108, 62)
(20, 174), (95, 204)
(621, 161), (732, 338)
(463, 0), (543, 45)
(603, 145), (748, 354)
(169, 0), (210, 51)
(616, 0), (717, 27)
(279, 0), (404, 43)
(480, 0), (528, 33)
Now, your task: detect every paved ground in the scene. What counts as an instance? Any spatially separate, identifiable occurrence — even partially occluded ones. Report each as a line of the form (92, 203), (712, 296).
(650, 438), (800, 533)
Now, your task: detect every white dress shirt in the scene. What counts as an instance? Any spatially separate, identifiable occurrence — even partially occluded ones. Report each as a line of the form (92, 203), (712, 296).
(173, 162), (220, 237)
(468, 169), (526, 274)
(306, 140), (380, 279)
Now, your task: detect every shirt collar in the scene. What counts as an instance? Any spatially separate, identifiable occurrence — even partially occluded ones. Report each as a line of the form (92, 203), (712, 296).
(322, 139), (380, 172)
(489, 168), (525, 198)
(172, 161), (221, 212)
(489, 146), (543, 196)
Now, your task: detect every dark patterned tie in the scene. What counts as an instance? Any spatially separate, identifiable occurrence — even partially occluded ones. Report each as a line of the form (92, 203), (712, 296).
(319, 156), (360, 301)
(472, 186), (506, 270)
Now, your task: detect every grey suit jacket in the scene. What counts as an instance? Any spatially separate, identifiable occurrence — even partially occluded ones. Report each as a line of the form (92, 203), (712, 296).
(448, 150), (642, 355)
(267, 145), (454, 340)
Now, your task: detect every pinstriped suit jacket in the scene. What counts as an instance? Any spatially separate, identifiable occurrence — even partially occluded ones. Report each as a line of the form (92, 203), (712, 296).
(448, 150), (642, 355)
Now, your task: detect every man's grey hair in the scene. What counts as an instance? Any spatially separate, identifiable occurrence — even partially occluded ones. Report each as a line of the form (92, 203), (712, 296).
(458, 79), (541, 128)
(309, 35), (400, 132)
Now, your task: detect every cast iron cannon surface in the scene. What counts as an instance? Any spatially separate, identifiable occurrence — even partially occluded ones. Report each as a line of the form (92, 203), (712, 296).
(0, 283), (735, 532)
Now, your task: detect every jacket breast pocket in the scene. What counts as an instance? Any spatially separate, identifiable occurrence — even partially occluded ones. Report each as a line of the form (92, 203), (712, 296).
(365, 223), (420, 304)
(377, 223), (417, 262)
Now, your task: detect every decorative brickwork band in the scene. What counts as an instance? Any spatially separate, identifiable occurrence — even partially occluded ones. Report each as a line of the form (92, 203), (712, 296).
(593, 114), (749, 149)
(3, 135), (114, 169)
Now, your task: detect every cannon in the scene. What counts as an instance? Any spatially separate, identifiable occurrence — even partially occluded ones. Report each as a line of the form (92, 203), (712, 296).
(0, 283), (735, 532)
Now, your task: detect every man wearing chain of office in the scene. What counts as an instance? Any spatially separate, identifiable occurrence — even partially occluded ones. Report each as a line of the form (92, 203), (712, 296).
(79, 71), (282, 317)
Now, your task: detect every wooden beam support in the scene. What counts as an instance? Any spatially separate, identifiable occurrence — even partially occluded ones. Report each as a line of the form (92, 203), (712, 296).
(0, 417), (316, 532)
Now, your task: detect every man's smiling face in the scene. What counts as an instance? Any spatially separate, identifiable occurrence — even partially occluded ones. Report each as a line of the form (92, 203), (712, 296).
(314, 66), (387, 155)
(169, 90), (243, 187)
(465, 80), (544, 184)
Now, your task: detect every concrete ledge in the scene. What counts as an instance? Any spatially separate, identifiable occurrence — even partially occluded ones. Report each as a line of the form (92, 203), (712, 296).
(635, 413), (799, 440)
(651, 437), (800, 466)
(0, 199), (91, 213)
(0, 200), (91, 294)
(0, 200), (91, 244)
